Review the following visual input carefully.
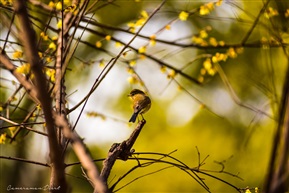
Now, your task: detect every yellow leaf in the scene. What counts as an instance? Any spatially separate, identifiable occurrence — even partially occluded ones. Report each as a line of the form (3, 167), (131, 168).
(236, 47), (244, 54)
(9, 126), (16, 135)
(165, 25), (171, 30)
(115, 42), (122, 48)
(179, 11), (189, 21)
(203, 58), (212, 70)
(168, 70), (176, 78)
(129, 60), (137, 67)
(127, 22), (135, 28)
(0, 133), (7, 144)
(206, 2), (214, 10)
(285, 9), (289, 18)
(127, 67), (134, 74)
(218, 40), (225, 46)
(200, 68), (206, 75)
(56, 1), (62, 10)
(16, 63), (30, 75)
(198, 76), (204, 83)
(49, 42), (57, 51)
(199, 6), (210, 15)
(105, 35), (111, 41)
(36, 105), (42, 111)
(99, 59), (105, 68)
(199, 104), (206, 109)
(209, 37), (218, 46)
(13, 50), (23, 59)
(150, 39), (156, 46)
(57, 20), (62, 29)
(46, 68), (56, 82)
(199, 30), (208, 39)
(38, 52), (43, 58)
(73, 9), (79, 15)
(199, 3), (215, 15)
(139, 54), (146, 60)
(64, 0), (70, 5)
(138, 46), (146, 54)
(40, 31), (48, 40)
(245, 189), (251, 193)
(212, 56), (218, 63)
(51, 36), (58, 41)
(216, 0), (223, 6)
(141, 10), (149, 19)
(192, 36), (205, 45)
(48, 1), (55, 8)
(46, 57), (52, 63)
(127, 75), (138, 84)
(227, 47), (237, 58)
(96, 41), (102, 48)
(264, 7), (279, 19)
(208, 68), (216, 76)
(135, 18), (146, 27)
(160, 66), (166, 73)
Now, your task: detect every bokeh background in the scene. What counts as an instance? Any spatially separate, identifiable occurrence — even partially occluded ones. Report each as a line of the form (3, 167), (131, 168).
(1, 0), (288, 192)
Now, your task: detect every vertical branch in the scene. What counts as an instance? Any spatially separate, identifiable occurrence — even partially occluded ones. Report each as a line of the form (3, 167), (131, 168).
(53, 0), (88, 151)
(13, 0), (67, 192)
(264, 47), (289, 193)
(53, 0), (76, 148)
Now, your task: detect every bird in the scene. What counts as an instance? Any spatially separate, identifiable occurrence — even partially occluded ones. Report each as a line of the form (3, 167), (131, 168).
(128, 89), (151, 123)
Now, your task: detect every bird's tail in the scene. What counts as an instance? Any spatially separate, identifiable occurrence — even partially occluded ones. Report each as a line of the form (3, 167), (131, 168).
(129, 112), (138, 123)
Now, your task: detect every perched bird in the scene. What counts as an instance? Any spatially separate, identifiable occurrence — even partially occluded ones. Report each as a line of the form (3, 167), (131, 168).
(128, 89), (151, 123)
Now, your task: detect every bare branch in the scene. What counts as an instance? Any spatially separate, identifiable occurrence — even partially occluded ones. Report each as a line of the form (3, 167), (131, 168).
(0, 155), (50, 167)
(54, 114), (107, 193)
(0, 115), (47, 137)
(264, 47), (289, 193)
(0, 48), (39, 104)
(100, 120), (146, 187)
(13, 0), (67, 191)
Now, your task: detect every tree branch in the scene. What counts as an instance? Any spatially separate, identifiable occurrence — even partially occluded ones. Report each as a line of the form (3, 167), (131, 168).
(0, 48), (39, 104)
(100, 120), (146, 189)
(13, 0), (67, 192)
(54, 114), (107, 193)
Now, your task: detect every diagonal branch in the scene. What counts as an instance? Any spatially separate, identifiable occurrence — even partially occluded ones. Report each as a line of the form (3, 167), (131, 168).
(241, 0), (271, 45)
(54, 114), (107, 193)
(0, 48), (39, 104)
(100, 120), (147, 189)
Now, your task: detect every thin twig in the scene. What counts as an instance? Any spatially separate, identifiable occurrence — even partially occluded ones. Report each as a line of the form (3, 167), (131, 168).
(0, 155), (50, 167)
(0, 116), (47, 137)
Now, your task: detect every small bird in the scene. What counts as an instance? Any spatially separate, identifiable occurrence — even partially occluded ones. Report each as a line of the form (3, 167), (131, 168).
(128, 89), (151, 123)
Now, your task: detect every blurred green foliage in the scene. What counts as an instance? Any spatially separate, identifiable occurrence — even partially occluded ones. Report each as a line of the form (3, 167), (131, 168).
(1, 0), (288, 192)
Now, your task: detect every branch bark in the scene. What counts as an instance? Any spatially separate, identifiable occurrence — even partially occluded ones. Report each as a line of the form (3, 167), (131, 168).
(55, 114), (107, 193)
(100, 120), (146, 191)
(264, 48), (289, 193)
(0, 48), (39, 104)
(13, 0), (67, 192)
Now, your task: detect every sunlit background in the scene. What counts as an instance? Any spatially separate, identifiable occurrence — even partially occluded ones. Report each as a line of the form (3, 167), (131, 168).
(1, 0), (288, 192)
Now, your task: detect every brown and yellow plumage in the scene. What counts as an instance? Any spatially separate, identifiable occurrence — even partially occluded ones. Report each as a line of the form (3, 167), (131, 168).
(128, 89), (151, 123)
